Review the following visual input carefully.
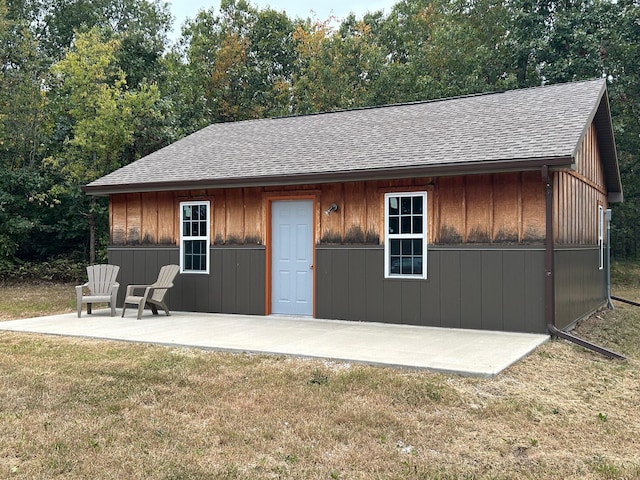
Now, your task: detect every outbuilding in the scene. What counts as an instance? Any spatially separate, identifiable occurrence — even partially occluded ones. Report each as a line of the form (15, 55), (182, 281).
(84, 78), (623, 335)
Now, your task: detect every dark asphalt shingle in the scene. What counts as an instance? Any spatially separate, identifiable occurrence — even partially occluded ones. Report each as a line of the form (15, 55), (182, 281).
(85, 79), (617, 194)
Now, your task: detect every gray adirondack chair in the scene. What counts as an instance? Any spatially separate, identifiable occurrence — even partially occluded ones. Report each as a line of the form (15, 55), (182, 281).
(121, 264), (180, 320)
(76, 264), (120, 317)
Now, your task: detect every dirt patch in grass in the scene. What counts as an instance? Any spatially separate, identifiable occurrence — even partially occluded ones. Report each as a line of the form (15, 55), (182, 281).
(0, 277), (639, 478)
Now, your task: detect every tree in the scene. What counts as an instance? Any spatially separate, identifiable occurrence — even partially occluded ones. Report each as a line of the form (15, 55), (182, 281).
(47, 27), (161, 263)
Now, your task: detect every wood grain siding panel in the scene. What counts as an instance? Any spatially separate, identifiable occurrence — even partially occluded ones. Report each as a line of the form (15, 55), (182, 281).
(126, 193), (142, 244)
(555, 122), (608, 245)
(225, 189), (244, 244)
(438, 176), (465, 243)
(157, 192), (176, 244)
(465, 175), (492, 243)
(320, 183), (344, 242)
(493, 173), (520, 242)
(344, 181), (366, 242)
(111, 195), (127, 245)
(521, 171), (545, 242)
(243, 188), (263, 243)
(365, 181), (383, 243)
(213, 189), (226, 244)
(141, 192), (158, 244)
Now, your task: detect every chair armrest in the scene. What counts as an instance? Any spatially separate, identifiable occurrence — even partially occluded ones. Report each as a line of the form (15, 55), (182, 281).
(125, 284), (151, 296)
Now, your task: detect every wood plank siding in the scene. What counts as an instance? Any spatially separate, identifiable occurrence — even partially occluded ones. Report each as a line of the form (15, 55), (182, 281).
(554, 123), (608, 244)
(109, 172), (547, 246)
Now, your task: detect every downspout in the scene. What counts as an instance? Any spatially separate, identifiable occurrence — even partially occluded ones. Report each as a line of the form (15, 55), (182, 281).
(606, 208), (614, 310)
(542, 166), (625, 360)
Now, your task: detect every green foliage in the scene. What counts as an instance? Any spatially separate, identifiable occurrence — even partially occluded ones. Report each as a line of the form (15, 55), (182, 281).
(3, 0), (640, 275)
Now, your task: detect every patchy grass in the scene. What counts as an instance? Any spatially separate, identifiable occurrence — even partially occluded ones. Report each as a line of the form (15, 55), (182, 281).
(0, 283), (76, 320)
(0, 270), (639, 478)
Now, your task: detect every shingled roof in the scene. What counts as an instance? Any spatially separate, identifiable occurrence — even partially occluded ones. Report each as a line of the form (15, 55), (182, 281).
(84, 78), (622, 200)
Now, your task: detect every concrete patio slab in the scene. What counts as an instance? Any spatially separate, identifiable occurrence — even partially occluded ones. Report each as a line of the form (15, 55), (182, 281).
(0, 311), (549, 377)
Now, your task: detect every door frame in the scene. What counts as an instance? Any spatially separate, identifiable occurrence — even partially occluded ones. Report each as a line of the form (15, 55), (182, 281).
(265, 194), (318, 316)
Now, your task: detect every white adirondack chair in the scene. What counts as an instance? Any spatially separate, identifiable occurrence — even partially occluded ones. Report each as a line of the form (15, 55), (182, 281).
(76, 264), (120, 318)
(121, 264), (180, 320)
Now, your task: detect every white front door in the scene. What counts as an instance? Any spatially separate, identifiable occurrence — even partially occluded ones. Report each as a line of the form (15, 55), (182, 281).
(271, 200), (314, 316)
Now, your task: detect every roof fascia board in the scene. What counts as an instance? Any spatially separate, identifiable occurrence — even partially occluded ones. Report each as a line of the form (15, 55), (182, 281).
(83, 156), (573, 196)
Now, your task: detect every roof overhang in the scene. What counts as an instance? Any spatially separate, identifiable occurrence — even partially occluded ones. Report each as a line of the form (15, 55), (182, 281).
(83, 155), (574, 196)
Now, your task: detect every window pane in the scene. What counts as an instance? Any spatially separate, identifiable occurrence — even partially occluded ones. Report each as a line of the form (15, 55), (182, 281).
(200, 222), (207, 237)
(391, 239), (400, 255)
(413, 239), (423, 255)
(200, 205), (207, 220)
(413, 196), (423, 214)
(183, 206), (191, 220)
(402, 239), (413, 255)
(414, 257), (423, 275)
(413, 216), (423, 234)
(192, 207), (200, 221)
(390, 256), (401, 274)
(401, 258), (413, 274)
(401, 216), (412, 234)
(389, 197), (399, 215)
(389, 217), (399, 234)
(401, 197), (411, 214)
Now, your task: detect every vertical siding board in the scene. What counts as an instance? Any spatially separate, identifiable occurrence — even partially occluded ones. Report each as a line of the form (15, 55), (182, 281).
(221, 249), (237, 312)
(243, 188), (263, 243)
(440, 250), (461, 328)
(111, 195), (128, 245)
(141, 192), (158, 244)
(126, 193), (142, 244)
(481, 250), (503, 330)
(421, 250), (441, 327)
(465, 174), (492, 242)
(210, 248), (223, 311)
(524, 250), (546, 333)
(347, 249), (367, 321)
(225, 189), (244, 243)
(492, 173), (520, 242)
(316, 248), (333, 320)
(344, 182), (366, 242)
(460, 250), (482, 329)
(365, 248), (385, 323)
(438, 177), (465, 243)
(365, 181), (382, 243)
(320, 183), (345, 242)
(383, 280), (403, 324)
(157, 192), (176, 244)
(521, 172), (546, 242)
(502, 250), (527, 332)
(212, 190), (226, 244)
(249, 248), (265, 314)
(401, 281), (422, 325)
(331, 249), (349, 319)
(235, 248), (252, 314)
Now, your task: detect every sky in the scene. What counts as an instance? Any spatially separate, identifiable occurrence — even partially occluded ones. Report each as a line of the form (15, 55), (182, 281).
(168, 0), (398, 40)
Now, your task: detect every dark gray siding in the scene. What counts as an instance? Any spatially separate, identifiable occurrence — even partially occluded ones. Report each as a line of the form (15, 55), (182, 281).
(554, 246), (606, 330)
(108, 245), (265, 315)
(316, 245), (547, 333)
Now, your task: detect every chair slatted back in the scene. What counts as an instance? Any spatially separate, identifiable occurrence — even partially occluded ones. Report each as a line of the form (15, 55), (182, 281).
(87, 264), (120, 295)
(150, 264), (180, 302)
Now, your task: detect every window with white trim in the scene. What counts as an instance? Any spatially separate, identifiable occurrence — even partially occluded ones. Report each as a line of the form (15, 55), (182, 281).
(384, 192), (427, 279)
(180, 201), (210, 274)
(598, 205), (604, 270)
